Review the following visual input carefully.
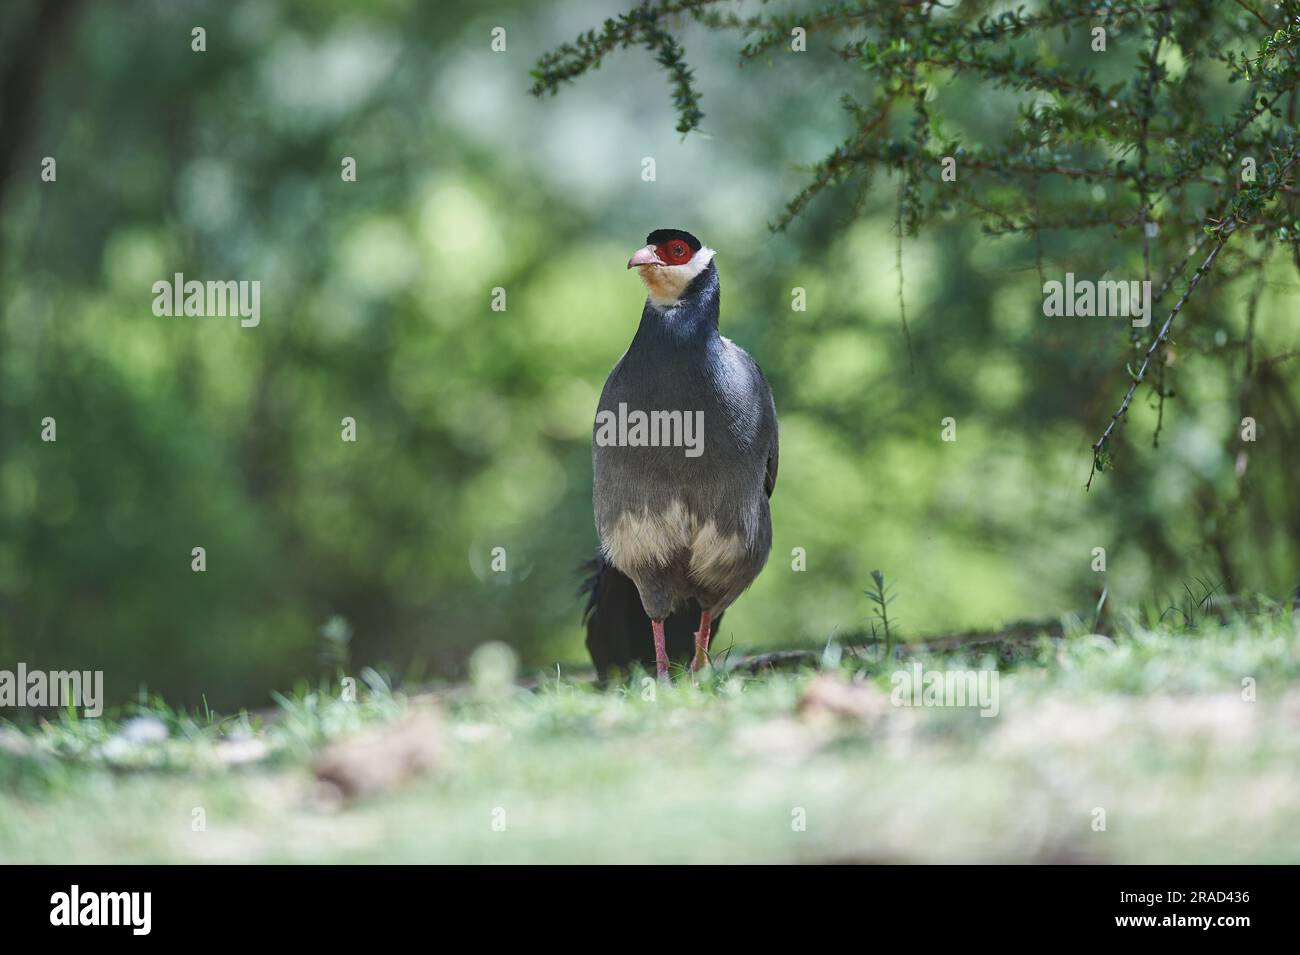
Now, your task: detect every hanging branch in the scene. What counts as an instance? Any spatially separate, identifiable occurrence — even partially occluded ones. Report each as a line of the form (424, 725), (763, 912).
(1086, 149), (1300, 490)
(528, 0), (725, 134)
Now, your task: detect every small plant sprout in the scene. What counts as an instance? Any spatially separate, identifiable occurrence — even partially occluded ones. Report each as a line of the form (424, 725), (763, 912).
(864, 569), (899, 661)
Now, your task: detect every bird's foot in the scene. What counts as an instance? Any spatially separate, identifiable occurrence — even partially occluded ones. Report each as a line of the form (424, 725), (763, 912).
(689, 610), (713, 673)
(652, 618), (671, 682)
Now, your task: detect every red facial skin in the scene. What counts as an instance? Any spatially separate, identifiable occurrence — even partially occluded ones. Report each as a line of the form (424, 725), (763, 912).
(655, 240), (693, 265)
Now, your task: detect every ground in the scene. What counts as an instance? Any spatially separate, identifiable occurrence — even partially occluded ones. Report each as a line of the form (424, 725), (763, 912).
(2, 609), (1299, 863)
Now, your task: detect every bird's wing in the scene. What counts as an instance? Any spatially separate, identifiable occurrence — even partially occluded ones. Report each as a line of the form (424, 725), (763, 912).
(721, 336), (779, 500)
(764, 431), (779, 499)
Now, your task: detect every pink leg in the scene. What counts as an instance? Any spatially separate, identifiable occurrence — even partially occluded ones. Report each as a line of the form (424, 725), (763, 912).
(651, 619), (670, 680)
(689, 610), (713, 672)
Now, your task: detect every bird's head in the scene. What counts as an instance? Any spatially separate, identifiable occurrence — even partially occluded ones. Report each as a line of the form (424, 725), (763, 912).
(627, 229), (716, 308)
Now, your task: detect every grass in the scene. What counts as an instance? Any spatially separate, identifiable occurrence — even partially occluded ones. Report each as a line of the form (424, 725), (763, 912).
(2, 607), (1299, 863)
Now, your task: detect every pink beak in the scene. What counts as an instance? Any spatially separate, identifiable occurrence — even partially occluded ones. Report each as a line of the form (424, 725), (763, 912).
(627, 245), (662, 269)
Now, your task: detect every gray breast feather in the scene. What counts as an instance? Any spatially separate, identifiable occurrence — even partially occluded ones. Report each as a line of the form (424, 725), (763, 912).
(592, 326), (777, 613)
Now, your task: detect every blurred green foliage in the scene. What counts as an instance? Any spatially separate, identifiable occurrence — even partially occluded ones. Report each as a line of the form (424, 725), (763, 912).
(1, 0), (1297, 710)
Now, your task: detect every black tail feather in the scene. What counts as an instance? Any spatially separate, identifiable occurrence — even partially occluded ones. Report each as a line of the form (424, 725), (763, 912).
(579, 553), (722, 681)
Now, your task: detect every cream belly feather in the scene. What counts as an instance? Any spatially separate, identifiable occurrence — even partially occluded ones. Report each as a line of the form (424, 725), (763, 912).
(599, 500), (749, 593)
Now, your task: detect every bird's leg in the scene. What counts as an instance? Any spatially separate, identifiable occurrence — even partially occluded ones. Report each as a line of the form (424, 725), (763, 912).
(689, 609), (713, 672)
(651, 618), (670, 680)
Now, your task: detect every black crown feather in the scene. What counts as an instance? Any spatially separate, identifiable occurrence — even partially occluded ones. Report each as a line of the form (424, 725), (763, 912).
(645, 229), (701, 252)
